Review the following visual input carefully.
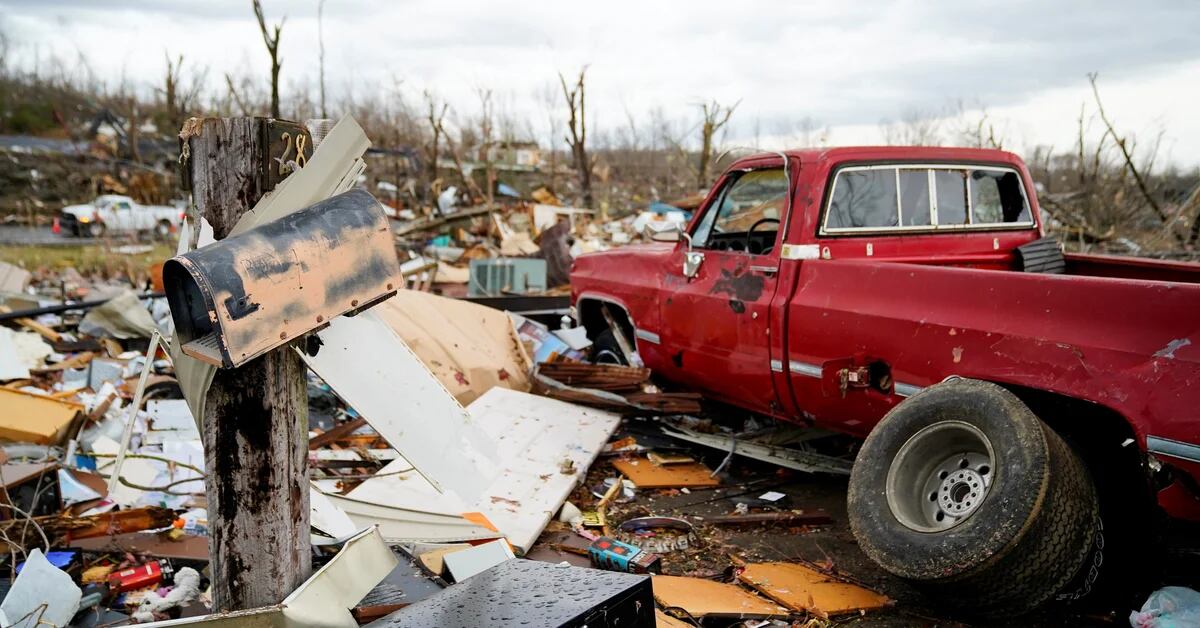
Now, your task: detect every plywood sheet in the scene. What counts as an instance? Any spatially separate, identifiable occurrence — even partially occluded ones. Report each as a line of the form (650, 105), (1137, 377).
(612, 458), (720, 489)
(737, 562), (892, 618)
(0, 388), (81, 444)
(651, 575), (788, 619)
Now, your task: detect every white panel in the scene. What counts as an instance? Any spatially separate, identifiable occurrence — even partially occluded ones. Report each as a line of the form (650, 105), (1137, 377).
(299, 310), (500, 500)
(347, 388), (620, 553)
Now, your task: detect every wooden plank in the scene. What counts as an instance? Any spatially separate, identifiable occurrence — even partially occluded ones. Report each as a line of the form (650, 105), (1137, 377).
(651, 575), (789, 619)
(308, 417), (367, 449)
(0, 388), (81, 444)
(737, 562), (892, 619)
(612, 457), (720, 488)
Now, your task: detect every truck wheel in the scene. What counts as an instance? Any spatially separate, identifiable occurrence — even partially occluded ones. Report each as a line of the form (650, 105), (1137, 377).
(155, 220), (172, 239)
(591, 329), (627, 365)
(847, 378), (1098, 617)
(87, 222), (106, 238)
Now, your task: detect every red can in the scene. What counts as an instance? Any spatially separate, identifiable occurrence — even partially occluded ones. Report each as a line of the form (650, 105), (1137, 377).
(107, 560), (173, 593)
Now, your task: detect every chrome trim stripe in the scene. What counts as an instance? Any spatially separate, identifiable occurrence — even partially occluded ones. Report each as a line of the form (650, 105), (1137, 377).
(1147, 436), (1200, 464)
(894, 382), (923, 397)
(634, 329), (660, 344)
(789, 360), (823, 378)
(770, 359), (783, 373)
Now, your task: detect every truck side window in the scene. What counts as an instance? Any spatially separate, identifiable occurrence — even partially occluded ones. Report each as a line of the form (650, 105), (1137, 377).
(899, 170), (931, 226)
(828, 169), (897, 229)
(934, 170), (968, 225)
(971, 170), (1030, 223)
(693, 168), (787, 254)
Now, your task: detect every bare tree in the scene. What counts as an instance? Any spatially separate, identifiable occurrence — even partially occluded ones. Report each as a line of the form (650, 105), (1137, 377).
(439, 118), (486, 203)
(424, 90), (448, 200)
(881, 109), (943, 146)
(559, 66), (594, 207)
(126, 97), (141, 163)
(1087, 73), (1177, 241)
(252, 0), (284, 118)
(317, 0), (327, 118)
(953, 102), (1003, 149)
(161, 53), (188, 133)
(224, 73), (252, 116)
(696, 99), (738, 189)
(476, 86), (496, 206)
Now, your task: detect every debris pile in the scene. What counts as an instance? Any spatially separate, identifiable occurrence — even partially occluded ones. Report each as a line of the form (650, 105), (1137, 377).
(0, 115), (896, 627)
(391, 186), (692, 298)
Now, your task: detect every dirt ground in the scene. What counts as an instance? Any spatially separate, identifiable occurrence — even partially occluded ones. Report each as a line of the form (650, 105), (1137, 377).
(528, 416), (1200, 627)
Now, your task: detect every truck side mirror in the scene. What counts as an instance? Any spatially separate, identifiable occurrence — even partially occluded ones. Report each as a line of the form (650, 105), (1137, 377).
(163, 189), (401, 368)
(647, 222), (681, 242)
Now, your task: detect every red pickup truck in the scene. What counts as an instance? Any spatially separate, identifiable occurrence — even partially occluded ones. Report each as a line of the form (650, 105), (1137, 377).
(570, 146), (1200, 616)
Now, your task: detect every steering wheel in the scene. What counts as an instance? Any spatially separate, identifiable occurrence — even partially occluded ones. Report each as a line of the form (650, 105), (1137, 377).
(746, 218), (780, 255)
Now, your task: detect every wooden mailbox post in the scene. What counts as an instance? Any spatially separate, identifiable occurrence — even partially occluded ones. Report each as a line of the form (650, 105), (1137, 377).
(181, 118), (313, 610)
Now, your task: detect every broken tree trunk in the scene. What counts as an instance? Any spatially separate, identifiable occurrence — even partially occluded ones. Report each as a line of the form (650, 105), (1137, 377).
(184, 117), (311, 610)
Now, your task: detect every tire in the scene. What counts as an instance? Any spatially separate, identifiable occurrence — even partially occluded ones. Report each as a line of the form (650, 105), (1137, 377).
(591, 329), (627, 365)
(87, 221), (106, 238)
(155, 220), (172, 239)
(847, 378), (1098, 617)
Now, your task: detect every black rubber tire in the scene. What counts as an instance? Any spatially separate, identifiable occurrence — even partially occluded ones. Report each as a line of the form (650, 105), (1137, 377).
(88, 221), (106, 238)
(847, 378), (1099, 617)
(590, 329), (627, 365)
(155, 220), (172, 239)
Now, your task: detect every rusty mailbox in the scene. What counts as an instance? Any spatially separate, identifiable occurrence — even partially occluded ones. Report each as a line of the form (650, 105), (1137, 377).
(164, 189), (401, 368)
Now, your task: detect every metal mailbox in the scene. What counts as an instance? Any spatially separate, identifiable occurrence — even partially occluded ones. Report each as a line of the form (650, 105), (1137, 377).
(164, 189), (401, 368)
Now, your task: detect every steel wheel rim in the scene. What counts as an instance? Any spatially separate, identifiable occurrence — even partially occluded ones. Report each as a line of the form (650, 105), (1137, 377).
(886, 421), (995, 532)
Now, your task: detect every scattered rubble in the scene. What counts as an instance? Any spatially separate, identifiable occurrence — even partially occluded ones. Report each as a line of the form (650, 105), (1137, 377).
(0, 115), (1192, 628)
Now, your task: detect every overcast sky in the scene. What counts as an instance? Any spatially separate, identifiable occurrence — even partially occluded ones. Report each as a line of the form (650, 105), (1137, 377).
(3, 0), (1199, 167)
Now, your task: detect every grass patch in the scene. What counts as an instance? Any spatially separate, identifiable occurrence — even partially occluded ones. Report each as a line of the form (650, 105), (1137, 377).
(0, 242), (174, 277)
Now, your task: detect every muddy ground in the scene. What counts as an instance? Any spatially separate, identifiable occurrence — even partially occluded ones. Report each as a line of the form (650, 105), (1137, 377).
(528, 416), (1200, 627)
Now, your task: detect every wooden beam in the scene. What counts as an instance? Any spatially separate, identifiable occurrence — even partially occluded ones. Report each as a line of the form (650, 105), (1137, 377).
(185, 117), (311, 610)
(308, 416), (367, 449)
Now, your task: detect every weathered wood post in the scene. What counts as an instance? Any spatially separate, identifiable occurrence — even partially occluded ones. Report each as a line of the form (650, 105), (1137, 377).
(182, 117), (312, 610)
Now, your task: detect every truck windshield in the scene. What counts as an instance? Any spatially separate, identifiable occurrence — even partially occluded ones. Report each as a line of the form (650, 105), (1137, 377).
(823, 165), (1032, 234)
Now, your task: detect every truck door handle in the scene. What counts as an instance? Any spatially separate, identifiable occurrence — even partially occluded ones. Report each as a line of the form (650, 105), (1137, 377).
(749, 265), (777, 275)
(683, 251), (705, 278)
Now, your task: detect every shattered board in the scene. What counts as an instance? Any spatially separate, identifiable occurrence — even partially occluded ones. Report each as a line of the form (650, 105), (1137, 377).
(346, 387), (620, 553)
(737, 562), (892, 618)
(611, 457), (721, 489)
(650, 575), (790, 619)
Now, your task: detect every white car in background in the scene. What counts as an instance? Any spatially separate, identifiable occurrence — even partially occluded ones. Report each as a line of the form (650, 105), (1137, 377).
(60, 195), (183, 238)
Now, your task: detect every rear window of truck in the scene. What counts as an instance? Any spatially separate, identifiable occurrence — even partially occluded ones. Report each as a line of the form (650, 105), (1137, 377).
(822, 165), (1033, 234)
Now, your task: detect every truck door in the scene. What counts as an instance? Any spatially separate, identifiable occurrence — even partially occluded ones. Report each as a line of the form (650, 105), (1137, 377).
(112, 200), (137, 231)
(658, 167), (788, 415)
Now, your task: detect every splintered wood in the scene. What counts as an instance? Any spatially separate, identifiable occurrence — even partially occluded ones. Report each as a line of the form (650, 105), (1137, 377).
(737, 562), (892, 618)
(651, 575), (789, 619)
(612, 457), (720, 489)
(537, 362), (650, 392)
